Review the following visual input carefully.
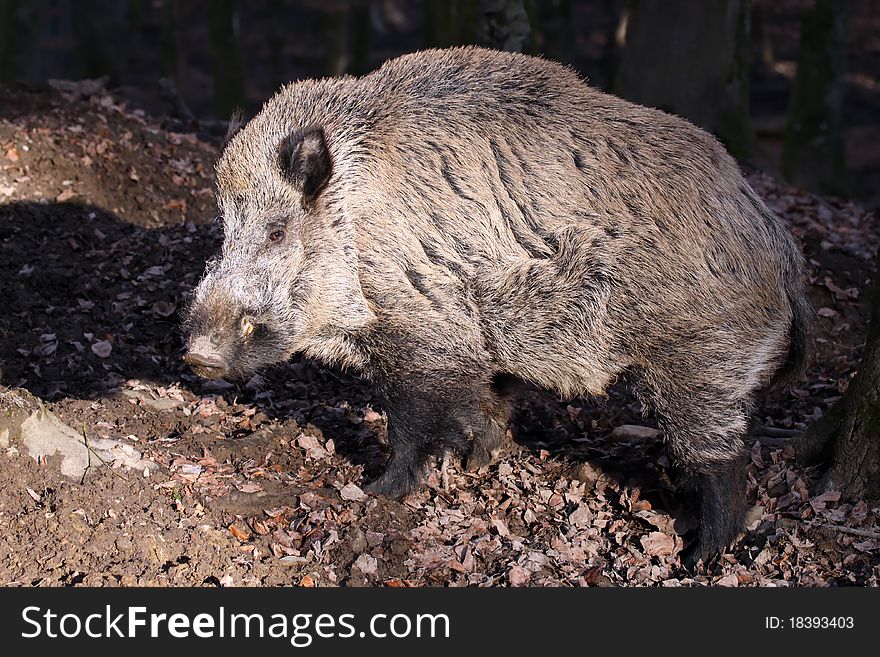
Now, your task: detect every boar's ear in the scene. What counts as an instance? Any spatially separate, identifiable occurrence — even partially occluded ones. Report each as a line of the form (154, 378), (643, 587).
(276, 127), (332, 204)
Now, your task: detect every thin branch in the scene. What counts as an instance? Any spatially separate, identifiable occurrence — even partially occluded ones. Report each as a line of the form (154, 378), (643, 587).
(820, 524), (880, 540)
(754, 425), (801, 439)
(80, 421), (92, 485)
(78, 421), (126, 483)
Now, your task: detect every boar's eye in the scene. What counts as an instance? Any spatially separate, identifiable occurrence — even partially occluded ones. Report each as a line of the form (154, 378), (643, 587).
(268, 229), (285, 244)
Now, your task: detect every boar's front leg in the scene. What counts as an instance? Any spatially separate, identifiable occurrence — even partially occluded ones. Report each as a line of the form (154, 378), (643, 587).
(361, 316), (509, 497)
(363, 383), (436, 498)
(364, 375), (476, 499)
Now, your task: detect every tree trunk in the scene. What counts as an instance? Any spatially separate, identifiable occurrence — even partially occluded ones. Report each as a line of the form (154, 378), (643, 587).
(73, 5), (113, 82)
(535, 0), (573, 64)
(424, 0), (478, 48)
(478, 0), (531, 52)
(614, 0), (754, 159)
(750, 3), (774, 70)
(780, 0), (849, 196)
(799, 265), (880, 499)
(160, 0), (184, 88)
(348, 1), (372, 76)
(0, 0), (31, 83)
(320, 6), (348, 77)
(208, 0), (246, 118)
(601, 0), (626, 86)
(267, 0), (284, 88)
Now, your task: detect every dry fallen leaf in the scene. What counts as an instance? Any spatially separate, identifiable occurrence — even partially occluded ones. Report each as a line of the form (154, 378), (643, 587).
(228, 524), (251, 542)
(363, 408), (383, 422)
(151, 301), (177, 317)
(340, 482), (366, 502)
(609, 425), (660, 441)
(508, 565), (531, 586)
(90, 340), (112, 358)
(569, 503), (594, 528)
(640, 532), (676, 557)
(296, 433), (322, 450)
(353, 554), (378, 576)
(56, 187), (76, 202)
(716, 573), (739, 587)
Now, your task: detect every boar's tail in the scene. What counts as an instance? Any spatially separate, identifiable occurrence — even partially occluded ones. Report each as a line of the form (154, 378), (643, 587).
(772, 274), (813, 387)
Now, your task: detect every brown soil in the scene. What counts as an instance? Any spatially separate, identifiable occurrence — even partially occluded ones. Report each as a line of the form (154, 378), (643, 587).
(0, 87), (878, 587)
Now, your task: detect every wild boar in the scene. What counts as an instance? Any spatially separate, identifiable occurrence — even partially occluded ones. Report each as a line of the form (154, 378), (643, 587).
(183, 47), (810, 564)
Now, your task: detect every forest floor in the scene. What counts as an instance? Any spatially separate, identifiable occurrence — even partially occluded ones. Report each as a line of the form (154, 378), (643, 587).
(0, 87), (878, 587)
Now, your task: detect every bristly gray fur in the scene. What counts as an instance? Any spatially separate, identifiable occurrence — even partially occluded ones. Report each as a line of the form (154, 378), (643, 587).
(185, 47), (811, 565)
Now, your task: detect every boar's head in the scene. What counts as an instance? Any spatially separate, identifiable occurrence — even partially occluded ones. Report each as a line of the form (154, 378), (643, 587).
(183, 117), (374, 380)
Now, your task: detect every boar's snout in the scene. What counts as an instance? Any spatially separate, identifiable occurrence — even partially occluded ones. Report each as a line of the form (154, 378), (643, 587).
(183, 335), (228, 379)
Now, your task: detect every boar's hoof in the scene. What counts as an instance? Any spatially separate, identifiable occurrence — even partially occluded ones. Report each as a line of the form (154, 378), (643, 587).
(465, 443), (495, 472)
(680, 541), (713, 571)
(680, 454), (748, 571)
(466, 439), (506, 472)
(465, 423), (514, 472)
(363, 470), (419, 500)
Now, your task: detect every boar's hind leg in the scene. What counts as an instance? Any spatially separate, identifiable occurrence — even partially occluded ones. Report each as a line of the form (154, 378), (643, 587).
(653, 390), (751, 568)
(683, 449), (749, 568)
(464, 407), (512, 471)
(465, 374), (517, 471)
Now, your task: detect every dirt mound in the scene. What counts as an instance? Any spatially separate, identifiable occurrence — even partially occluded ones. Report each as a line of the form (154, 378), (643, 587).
(0, 86), (216, 228)
(0, 87), (878, 587)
